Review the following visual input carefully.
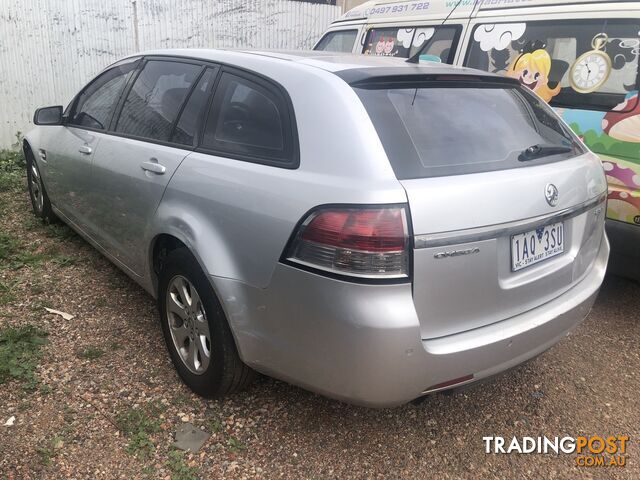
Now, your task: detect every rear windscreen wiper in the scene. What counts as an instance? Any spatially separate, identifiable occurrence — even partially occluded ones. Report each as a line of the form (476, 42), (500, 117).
(518, 144), (573, 162)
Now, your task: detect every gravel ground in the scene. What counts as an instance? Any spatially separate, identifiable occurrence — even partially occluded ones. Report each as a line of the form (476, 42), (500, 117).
(1, 183), (638, 480)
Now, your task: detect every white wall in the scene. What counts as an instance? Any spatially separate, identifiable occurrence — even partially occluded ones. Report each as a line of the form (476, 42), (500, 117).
(0, 0), (341, 147)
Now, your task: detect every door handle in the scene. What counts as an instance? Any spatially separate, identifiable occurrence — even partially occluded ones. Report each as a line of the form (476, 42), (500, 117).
(78, 145), (92, 155)
(140, 159), (166, 174)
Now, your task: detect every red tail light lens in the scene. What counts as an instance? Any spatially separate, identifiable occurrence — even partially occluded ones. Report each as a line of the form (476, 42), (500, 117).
(286, 206), (409, 279)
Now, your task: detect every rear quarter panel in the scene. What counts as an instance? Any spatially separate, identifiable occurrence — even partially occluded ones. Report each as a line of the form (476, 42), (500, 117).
(151, 59), (407, 289)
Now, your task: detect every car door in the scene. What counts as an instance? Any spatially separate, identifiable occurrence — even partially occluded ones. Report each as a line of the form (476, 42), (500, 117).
(42, 57), (140, 229)
(88, 59), (219, 275)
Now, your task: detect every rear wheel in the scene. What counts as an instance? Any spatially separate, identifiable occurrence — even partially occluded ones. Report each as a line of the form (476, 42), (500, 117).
(25, 148), (56, 223)
(158, 248), (255, 397)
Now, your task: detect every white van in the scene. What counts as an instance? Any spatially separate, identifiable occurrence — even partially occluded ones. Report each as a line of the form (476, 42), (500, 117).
(315, 0), (640, 280)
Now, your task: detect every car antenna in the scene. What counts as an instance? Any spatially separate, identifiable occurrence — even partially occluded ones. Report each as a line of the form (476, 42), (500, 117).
(406, 0), (479, 64)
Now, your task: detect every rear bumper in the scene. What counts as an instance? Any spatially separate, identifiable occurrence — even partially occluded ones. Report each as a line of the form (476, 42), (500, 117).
(213, 235), (609, 408)
(606, 219), (640, 281)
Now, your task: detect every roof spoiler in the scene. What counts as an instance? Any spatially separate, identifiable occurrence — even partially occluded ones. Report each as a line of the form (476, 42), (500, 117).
(337, 70), (521, 88)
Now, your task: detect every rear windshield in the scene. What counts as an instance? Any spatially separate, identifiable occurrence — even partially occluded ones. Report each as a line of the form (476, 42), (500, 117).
(355, 82), (585, 179)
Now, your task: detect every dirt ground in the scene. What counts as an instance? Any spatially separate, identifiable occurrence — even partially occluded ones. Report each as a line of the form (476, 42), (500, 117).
(1, 180), (638, 480)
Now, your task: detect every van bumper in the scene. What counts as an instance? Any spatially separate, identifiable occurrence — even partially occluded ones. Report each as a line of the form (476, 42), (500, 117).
(214, 235), (609, 408)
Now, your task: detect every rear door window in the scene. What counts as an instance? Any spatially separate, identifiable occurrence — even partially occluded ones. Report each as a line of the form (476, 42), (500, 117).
(465, 19), (640, 111)
(115, 60), (202, 142)
(171, 67), (219, 146)
(355, 80), (584, 179)
(363, 25), (460, 63)
(315, 30), (358, 53)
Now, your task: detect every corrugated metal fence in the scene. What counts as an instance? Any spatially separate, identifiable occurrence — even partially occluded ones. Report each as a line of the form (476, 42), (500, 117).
(0, 0), (341, 147)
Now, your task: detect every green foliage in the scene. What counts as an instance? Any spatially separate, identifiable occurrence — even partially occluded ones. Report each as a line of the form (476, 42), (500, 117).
(226, 436), (246, 453)
(0, 231), (77, 271)
(166, 450), (199, 480)
(0, 232), (19, 262)
(0, 324), (48, 389)
(36, 436), (63, 466)
(0, 232), (47, 270)
(36, 445), (54, 466)
(0, 148), (25, 192)
(0, 280), (17, 305)
(115, 405), (162, 458)
(208, 418), (223, 433)
(76, 346), (105, 360)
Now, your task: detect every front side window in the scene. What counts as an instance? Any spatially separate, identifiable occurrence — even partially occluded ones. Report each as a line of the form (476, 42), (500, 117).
(363, 26), (460, 63)
(465, 20), (640, 111)
(355, 81), (584, 179)
(314, 30), (358, 53)
(68, 58), (139, 130)
(202, 72), (294, 165)
(115, 60), (202, 142)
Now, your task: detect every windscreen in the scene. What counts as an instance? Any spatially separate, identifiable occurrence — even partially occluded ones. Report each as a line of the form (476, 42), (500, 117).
(355, 82), (585, 179)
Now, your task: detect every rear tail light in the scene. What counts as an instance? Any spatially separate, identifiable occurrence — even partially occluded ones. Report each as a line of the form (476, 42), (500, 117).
(284, 206), (410, 280)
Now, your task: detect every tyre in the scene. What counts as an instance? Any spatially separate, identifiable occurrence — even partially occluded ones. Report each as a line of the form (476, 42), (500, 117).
(25, 147), (56, 223)
(158, 247), (255, 397)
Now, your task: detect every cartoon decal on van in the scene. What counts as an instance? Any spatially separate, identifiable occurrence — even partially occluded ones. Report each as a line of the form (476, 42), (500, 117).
(467, 21), (640, 226)
(507, 41), (561, 102)
(560, 93), (640, 224)
(365, 27), (437, 57)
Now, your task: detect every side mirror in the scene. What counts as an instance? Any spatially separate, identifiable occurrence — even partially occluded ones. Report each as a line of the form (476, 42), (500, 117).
(33, 106), (63, 125)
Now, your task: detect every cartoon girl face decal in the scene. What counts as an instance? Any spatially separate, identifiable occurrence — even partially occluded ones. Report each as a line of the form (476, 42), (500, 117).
(384, 38), (395, 55)
(375, 36), (385, 55)
(508, 44), (560, 103)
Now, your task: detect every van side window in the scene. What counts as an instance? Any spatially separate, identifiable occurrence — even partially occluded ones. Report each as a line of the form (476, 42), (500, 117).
(201, 72), (296, 167)
(363, 26), (460, 63)
(465, 20), (640, 112)
(315, 30), (358, 53)
(115, 60), (202, 142)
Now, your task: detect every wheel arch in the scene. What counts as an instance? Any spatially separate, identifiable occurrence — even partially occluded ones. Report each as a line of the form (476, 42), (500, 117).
(149, 230), (251, 362)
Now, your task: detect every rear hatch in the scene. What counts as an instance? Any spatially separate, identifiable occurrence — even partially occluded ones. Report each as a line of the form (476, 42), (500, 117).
(354, 73), (607, 339)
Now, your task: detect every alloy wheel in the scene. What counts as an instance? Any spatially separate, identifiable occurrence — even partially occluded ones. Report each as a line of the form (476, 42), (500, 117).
(165, 275), (212, 375)
(29, 162), (44, 213)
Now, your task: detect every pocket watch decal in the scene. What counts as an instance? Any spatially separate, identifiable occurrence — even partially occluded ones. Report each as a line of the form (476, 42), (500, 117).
(570, 33), (612, 94)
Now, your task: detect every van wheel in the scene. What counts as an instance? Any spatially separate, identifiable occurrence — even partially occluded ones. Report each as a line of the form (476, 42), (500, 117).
(158, 248), (255, 397)
(26, 148), (56, 223)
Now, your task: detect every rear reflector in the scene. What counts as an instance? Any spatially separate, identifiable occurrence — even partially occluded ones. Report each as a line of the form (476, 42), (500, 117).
(423, 374), (474, 393)
(286, 206), (409, 279)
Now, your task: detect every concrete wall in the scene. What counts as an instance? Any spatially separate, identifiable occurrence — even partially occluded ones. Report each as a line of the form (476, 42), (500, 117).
(0, 0), (341, 147)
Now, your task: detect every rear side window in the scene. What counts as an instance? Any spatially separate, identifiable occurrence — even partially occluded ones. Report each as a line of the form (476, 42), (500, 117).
(115, 60), (202, 142)
(315, 30), (358, 53)
(201, 72), (296, 166)
(69, 58), (139, 130)
(363, 26), (460, 63)
(355, 82), (585, 179)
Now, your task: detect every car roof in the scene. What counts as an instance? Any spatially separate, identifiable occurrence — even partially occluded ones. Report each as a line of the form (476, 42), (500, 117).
(135, 48), (491, 79)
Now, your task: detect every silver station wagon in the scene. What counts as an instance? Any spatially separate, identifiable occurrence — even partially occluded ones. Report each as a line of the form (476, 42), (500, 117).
(25, 50), (609, 407)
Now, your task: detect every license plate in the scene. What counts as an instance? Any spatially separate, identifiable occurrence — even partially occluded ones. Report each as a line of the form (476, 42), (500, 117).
(511, 222), (564, 271)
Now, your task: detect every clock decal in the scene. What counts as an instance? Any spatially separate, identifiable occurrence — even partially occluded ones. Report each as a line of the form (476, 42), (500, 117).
(570, 33), (612, 94)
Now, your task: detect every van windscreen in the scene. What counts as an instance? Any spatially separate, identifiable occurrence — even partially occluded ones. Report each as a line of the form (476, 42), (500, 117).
(354, 82), (585, 179)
